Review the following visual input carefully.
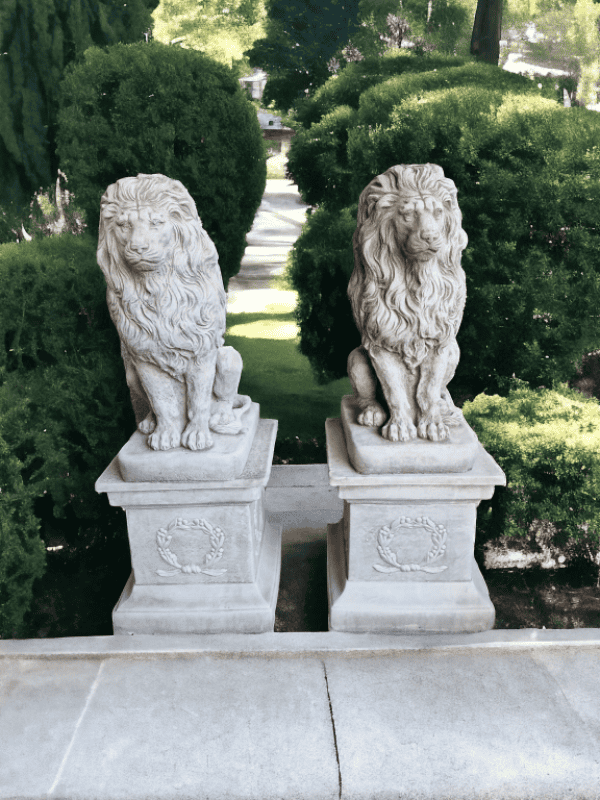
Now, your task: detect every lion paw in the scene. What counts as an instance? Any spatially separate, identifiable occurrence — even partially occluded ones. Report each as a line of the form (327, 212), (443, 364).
(138, 413), (156, 435)
(418, 419), (449, 442)
(382, 418), (417, 442)
(357, 402), (387, 428)
(181, 424), (213, 451)
(148, 425), (181, 450)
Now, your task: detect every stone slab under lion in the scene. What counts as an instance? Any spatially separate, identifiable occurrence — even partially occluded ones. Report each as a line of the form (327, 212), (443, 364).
(117, 400), (259, 482)
(341, 394), (479, 474)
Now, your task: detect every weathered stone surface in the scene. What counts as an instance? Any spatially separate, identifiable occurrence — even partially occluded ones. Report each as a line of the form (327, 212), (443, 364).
(347, 164), (469, 454)
(117, 401), (259, 482)
(326, 417), (504, 633)
(97, 173), (249, 454)
(341, 394), (478, 474)
(96, 419), (282, 634)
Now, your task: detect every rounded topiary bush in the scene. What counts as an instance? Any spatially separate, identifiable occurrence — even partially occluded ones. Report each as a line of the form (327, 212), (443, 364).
(463, 384), (600, 572)
(0, 235), (134, 526)
(57, 42), (266, 288)
(294, 52), (468, 127)
(286, 105), (357, 208)
(288, 205), (360, 383)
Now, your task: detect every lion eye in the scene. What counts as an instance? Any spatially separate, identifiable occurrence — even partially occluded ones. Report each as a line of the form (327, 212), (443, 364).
(117, 219), (131, 229)
(433, 208), (443, 220)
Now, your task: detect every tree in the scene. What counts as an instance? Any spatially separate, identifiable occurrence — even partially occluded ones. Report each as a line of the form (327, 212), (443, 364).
(470, 0), (503, 64)
(152, 0), (266, 69)
(0, 0), (158, 210)
(246, 0), (362, 109)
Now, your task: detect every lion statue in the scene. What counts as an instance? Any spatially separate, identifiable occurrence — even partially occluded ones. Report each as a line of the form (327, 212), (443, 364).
(347, 163), (468, 443)
(97, 173), (247, 452)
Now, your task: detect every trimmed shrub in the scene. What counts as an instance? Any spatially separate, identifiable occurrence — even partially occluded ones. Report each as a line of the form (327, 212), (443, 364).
(463, 384), (600, 571)
(288, 205), (360, 383)
(294, 51), (468, 127)
(356, 63), (564, 127)
(0, 235), (134, 526)
(57, 42), (266, 288)
(286, 106), (357, 208)
(0, 424), (46, 638)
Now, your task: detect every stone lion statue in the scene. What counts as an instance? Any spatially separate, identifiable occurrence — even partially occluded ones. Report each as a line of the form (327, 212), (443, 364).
(97, 173), (247, 451)
(347, 163), (468, 443)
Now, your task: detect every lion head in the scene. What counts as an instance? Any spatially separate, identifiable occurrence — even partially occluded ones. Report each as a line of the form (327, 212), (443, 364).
(348, 163), (468, 371)
(97, 173), (226, 378)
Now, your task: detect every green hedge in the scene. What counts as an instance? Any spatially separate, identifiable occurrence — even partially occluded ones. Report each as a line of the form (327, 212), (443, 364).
(463, 384), (600, 565)
(288, 206), (360, 384)
(0, 235), (134, 524)
(293, 51), (468, 127)
(0, 425), (46, 638)
(57, 42), (266, 288)
(289, 83), (600, 394)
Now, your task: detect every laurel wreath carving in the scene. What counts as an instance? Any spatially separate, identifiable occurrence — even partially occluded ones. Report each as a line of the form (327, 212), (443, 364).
(374, 516), (448, 574)
(156, 517), (227, 577)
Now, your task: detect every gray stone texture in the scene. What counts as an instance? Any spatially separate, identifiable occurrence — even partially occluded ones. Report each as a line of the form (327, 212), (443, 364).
(1, 636), (600, 799)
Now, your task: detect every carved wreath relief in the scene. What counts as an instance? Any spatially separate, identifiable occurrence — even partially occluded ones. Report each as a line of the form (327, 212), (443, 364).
(373, 516), (448, 574)
(156, 517), (227, 577)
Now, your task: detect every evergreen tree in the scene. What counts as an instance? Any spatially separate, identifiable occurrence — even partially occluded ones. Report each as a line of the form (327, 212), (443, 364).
(0, 0), (158, 209)
(246, 0), (362, 109)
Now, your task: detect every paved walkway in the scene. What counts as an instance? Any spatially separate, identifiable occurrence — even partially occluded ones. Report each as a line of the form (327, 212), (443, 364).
(1, 631), (600, 799)
(227, 178), (308, 314)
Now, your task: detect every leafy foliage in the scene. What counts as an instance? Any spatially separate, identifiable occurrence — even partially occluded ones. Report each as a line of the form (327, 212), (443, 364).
(152, 0), (266, 70)
(0, 0), (157, 209)
(288, 65), (600, 393)
(288, 206), (360, 383)
(463, 384), (600, 563)
(56, 42), (266, 286)
(247, 0), (362, 109)
(0, 425), (46, 638)
(0, 234), (134, 524)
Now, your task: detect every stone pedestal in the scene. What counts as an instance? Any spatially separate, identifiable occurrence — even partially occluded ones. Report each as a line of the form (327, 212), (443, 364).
(95, 418), (281, 635)
(326, 415), (505, 634)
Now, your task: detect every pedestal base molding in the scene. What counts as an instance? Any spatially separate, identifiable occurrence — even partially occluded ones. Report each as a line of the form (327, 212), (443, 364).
(326, 417), (505, 634)
(96, 418), (281, 635)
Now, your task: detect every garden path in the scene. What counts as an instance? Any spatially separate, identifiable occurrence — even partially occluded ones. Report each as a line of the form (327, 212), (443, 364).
(227, 177), (308, 313)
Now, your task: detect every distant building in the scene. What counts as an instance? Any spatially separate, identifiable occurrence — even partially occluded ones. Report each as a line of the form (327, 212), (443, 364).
(239, 69), (267, 100)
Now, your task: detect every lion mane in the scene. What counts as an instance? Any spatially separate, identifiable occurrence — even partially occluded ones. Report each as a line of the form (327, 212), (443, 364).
(348, 163), (468, 371)
(97, 173), (226, 380)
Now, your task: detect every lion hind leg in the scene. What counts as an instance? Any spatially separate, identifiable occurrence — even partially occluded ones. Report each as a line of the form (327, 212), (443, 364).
(209, 346), (245, 432)
(348, 346), (387, 428)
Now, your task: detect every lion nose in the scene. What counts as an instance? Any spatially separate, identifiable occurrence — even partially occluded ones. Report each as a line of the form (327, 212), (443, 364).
(130, 238), (149, 254)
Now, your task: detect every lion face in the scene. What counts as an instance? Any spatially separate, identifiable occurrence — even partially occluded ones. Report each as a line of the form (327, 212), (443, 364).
(394, 195), (446, 262)
(112, 206), (175, 274)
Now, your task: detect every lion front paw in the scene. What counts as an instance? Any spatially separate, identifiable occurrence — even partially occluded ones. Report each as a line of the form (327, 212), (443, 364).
(147, 425), (181, 451)
(357, 401), (387, 428)
(181, 424), (213, 451)
(417, 419), (449, 442)
(138, 413), (156, 435)
(382, 418), (417, 442)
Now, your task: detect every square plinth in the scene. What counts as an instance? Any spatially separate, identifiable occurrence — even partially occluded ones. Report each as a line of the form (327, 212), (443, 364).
(341, 394), (479, 474)
(325, 417), (505, 634)
(116, 401), (259, 482)
(96, 419), (282, 634)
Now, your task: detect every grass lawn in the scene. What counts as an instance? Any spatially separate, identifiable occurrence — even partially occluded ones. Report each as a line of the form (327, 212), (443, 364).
(225, 308), (351, 443)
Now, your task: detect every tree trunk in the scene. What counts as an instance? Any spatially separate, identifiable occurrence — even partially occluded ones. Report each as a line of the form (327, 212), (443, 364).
(470, 0), (503, 65)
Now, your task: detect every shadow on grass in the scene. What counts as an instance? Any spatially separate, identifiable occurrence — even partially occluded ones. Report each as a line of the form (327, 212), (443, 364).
(226, 311), (351, 443)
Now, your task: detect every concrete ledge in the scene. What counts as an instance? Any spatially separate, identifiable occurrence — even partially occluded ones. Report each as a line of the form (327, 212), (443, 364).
(2, 628), (600, 659)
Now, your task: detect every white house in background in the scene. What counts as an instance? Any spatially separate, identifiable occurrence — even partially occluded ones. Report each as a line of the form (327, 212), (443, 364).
(239, 69), (267, 100)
